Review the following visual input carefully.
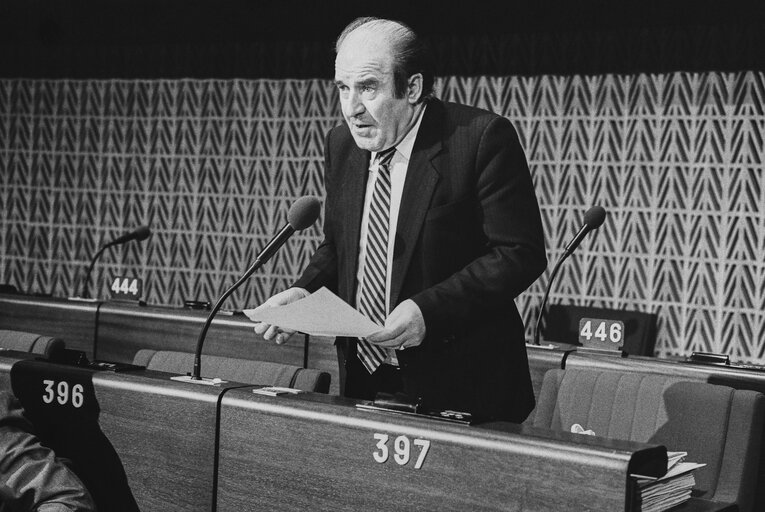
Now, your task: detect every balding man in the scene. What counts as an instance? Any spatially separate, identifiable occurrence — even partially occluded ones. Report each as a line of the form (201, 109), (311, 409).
(254, 17), (546, 422)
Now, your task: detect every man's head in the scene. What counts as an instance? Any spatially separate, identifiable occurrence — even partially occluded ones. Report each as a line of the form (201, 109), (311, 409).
(334, 17), (434, 152)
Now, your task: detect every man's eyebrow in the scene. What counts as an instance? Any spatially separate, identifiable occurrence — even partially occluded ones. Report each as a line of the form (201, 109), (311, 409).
(334, 77), (379, 88)
(359, 78), (379, 87)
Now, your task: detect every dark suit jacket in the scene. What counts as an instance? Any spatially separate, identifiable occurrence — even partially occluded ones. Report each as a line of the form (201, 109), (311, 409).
(295, 99), (546, 422)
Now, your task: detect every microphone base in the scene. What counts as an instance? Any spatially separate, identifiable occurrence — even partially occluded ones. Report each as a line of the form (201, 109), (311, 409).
(576, 346), (626, 357)
(67, 296), (100, 302)
(525, 342), (557, 350)
(170, 375), (228, 386)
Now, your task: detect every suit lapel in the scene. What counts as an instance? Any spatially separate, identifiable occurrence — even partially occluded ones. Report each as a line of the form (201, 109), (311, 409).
(390, 102), (443, 308)
(340, 145), (370, 302)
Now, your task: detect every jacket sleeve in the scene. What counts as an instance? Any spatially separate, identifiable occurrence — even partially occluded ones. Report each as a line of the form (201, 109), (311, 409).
(0, 391), (96, 512)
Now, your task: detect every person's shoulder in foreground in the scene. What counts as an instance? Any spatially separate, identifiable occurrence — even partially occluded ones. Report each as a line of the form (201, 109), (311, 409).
(0, 391), (95, 512)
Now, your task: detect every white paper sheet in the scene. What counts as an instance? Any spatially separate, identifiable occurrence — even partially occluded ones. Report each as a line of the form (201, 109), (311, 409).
(243, 287), (382, 338)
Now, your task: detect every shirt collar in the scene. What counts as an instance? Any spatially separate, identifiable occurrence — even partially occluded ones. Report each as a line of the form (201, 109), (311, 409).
(371, 104), (427, 164)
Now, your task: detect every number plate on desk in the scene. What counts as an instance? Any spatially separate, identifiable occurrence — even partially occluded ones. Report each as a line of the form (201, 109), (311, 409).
(109, 276), (142, 301)
(579, 318), (624, 351)
(10, 359), (99, 421)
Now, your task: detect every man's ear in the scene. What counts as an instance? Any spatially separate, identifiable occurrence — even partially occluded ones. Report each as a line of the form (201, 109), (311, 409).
(407, 73), (423, 104)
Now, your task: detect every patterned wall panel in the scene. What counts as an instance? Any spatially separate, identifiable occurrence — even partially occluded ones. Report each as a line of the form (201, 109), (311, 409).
(1, 73), (764, 362)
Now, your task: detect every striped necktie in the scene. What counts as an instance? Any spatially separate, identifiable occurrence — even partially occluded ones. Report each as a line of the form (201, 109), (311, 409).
(357, 147), (397, 374)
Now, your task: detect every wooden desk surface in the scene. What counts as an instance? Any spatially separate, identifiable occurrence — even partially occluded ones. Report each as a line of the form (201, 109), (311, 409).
(217, 388), (666, 511)
(0, 293), (99, 358)
(92, 369), (239, 512)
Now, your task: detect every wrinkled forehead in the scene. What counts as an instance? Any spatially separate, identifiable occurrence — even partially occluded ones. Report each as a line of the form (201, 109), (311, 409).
(334, 28), (395, 80)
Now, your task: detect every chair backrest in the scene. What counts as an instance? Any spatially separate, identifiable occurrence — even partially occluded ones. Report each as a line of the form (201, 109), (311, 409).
(532, 368), (764, 512)
(543, 304), (658, 356)
(0, 329), (64, 358)
(132, 349), (331, 393)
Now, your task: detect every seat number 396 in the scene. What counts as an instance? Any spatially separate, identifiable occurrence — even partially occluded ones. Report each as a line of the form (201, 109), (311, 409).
(42, 380), (84, 408)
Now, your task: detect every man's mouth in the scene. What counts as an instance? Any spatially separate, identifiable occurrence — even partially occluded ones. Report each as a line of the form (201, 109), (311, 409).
(350, 117), (374, 128)
(351, 123), (375, 135)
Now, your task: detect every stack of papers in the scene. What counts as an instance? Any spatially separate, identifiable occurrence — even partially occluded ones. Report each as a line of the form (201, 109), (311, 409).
(631, 451), (705, 512)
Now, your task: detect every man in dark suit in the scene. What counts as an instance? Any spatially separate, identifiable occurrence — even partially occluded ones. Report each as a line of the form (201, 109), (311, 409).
(254, 17), (546, 422)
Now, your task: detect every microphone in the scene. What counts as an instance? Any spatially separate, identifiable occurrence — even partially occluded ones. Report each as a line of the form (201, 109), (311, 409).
(108, 225), (151, 246)
(186, 196), (321, 383)
(563, 206), (606, 255)
(79, 226), (152, 299)
(532, 206), (606, 346)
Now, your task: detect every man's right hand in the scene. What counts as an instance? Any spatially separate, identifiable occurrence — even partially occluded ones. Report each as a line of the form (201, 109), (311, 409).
(252, 287), (310, 344)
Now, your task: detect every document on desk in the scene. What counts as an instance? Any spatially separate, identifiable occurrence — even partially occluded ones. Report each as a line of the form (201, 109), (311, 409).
(242, 287), (382, 338)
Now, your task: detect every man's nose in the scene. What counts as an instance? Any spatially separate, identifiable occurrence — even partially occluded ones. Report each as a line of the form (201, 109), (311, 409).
(344, 90), (365, 117)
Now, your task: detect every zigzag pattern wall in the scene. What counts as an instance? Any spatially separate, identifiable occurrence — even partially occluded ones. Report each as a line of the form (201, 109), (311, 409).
(1, 73), (764, 361)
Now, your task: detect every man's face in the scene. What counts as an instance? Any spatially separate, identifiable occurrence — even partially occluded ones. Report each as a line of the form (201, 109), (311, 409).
(334, 30), (419, 152)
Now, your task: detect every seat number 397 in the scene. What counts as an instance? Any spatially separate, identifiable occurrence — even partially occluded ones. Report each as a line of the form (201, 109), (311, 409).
(372, 433), (430, 469)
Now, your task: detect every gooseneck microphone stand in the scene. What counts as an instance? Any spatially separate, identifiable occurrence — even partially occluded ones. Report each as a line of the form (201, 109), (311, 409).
(532, 206), (606, 346)
(177, 196), (321, 384)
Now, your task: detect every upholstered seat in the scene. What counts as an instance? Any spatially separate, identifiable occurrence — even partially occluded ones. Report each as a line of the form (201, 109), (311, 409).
(0, 329), (64, 358)
(132, 349), (331, 393)
(531, 368), (764, 512)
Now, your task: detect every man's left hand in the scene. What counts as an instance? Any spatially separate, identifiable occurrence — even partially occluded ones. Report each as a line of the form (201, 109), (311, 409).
(366, 299), (426, 350)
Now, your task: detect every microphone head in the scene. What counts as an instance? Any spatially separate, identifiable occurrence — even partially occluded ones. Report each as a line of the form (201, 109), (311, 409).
(134, 225), (152, 242)
(107, 225), (152, 246)
(287, 196), (321, 231)
(584, 206), (606, 229)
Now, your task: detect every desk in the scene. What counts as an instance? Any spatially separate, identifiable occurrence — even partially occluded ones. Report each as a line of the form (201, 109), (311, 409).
(0, 294), (99, 358)
(0, 352), (738, 512)
(91, 369), (242, 511)
(0, 294), (340, 394)
(96, 301), (339, 394)
(217, 388), (666, 511)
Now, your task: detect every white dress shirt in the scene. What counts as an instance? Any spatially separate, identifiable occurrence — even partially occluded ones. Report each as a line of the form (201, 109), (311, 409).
(356, 106), (427, 363)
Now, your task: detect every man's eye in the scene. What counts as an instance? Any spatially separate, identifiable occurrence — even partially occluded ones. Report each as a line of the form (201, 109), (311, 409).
(362, 85), (375, 93)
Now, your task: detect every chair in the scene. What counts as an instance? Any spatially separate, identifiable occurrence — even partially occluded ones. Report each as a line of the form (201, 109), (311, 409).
(132, 349), (331, 393)
(0, 284), (19, 294)
(531, 368), (764, 512)
(0, 329), (65, 359)
(542, 304), (658, 355)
